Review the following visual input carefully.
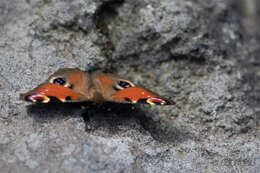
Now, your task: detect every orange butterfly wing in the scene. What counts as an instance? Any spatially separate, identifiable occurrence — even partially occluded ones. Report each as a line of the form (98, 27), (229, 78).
(111, 87), (175, 105)
(20, 83), (86, 103)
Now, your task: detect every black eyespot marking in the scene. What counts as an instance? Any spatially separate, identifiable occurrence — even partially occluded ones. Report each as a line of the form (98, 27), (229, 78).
(151, 101), (162, 105)
(65, 96), (72, 101)
(118, 81), (132, 88)
(53, 78), (66, 86)
(124, 98), (132, 102)
(48, 96), (62, 102)
(137, 99), (148, 104)
(24, 96), (32, 102)
(35, 98), (44, 103)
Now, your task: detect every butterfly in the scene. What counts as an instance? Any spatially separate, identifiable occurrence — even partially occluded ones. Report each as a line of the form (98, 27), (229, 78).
(20, 68), (175, 105)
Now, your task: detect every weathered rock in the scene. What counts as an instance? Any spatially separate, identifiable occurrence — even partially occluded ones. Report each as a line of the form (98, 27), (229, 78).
(0, 0), (259, 172)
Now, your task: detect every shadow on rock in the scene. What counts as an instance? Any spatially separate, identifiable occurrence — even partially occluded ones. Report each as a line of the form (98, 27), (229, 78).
(26, 102), (189, 144)
(81, 103), (144, 134)
(26, 102), (144, 133)
(137, 112), (193, 145)
(26, 102), (85, 123)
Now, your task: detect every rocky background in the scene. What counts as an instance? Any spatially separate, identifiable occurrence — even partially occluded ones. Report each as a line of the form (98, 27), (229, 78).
(0, 0), (259, 172)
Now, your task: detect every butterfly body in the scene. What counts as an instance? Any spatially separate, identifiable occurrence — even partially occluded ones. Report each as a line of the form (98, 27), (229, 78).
(20, 68), (175, 105)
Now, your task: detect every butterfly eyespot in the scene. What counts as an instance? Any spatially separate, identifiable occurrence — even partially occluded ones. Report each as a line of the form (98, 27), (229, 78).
(118, 81), (132, 88)
(52, 77), (66, 86)
(115, 80), (135, 90)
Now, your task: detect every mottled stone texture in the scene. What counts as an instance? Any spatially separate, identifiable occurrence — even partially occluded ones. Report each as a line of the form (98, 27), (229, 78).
(0, 0), (259, 172)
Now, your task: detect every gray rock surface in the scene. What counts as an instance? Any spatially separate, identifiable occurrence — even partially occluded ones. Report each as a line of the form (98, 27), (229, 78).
(0, 0), (259, 172)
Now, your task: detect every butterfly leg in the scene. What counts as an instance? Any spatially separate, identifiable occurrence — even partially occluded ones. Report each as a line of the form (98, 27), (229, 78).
(81, 105), (100, 132)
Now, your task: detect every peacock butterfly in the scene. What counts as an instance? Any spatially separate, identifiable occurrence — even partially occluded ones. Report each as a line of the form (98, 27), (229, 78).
(20, 68), (175, 105)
